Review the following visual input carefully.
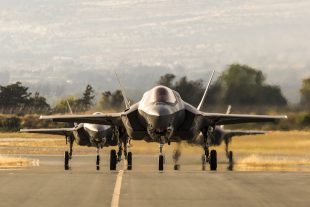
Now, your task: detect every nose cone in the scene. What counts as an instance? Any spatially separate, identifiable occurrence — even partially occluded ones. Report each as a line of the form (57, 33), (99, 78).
(145, 104), (174, 116)
(148, 115), (173, 131)
(146, 104), (172, 116)
(141, 105), (174, 130)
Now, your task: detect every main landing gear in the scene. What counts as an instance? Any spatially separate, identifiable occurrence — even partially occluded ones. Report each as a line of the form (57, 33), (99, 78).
(64, 136), (73, 170)
(173, 148), (181, 171)
(110, 149), (117, 171)
(114, 138), (133, 171)
(122, 138), (133, 171)
(225, 138), (234, 171)
(109, 149), (133, 171)
(202, 144), (217, 171)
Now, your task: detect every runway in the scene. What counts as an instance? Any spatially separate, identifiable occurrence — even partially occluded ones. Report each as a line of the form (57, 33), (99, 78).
(1, 154), (310, 207)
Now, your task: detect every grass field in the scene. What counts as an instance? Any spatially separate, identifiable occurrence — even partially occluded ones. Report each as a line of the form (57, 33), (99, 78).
(0, 131), (310, 170)
(0, 155), (29, 167)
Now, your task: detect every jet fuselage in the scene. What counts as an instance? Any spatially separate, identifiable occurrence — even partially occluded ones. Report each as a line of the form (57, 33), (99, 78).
(122, 86), (201, 143)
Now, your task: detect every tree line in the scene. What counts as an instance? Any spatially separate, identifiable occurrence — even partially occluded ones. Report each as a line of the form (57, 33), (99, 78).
(0, 64), (309, 115)
(158, 64), (291, 112)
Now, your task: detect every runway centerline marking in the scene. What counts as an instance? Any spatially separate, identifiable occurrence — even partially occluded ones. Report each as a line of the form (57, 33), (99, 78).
(111, 169), (124, 207)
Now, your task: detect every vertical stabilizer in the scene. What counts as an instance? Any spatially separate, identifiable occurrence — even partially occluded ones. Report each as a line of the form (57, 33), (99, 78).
(226, 105), (232, 114)
(197, 70), (215, 111)
(115, 72), (131, 109)
(66, 100), (78, 127)
(220, 105), (232, 129)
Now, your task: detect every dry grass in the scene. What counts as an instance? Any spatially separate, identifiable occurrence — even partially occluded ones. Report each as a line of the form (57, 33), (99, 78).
(234, 154), (310, 171)
(0, 155), (29, 167)
(230, 131), (310, 155)
(0, 132), (62, 139)
(2, 131), (310, 170)
(1, 131), (310, 155)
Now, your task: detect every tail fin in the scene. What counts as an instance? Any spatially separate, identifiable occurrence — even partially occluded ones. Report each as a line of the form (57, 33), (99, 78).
(115, 72), (131, 109)
(197, 70), (215, 111)
(66, 100), (78, 127)
(226, 105), (231, 114)
(66, 100), (74, 114)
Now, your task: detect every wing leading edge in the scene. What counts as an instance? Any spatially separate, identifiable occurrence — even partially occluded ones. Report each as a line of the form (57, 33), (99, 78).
(39, 113), (123, 126)
(20, 128), (74, 136)
(224, 130), (267, 137)
(202, 113), (287, 126)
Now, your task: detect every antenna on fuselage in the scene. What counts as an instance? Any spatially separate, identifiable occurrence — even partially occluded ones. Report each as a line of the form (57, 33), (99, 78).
(114, 71), (131, 109)
(66, 100), (78, 127)
(197, 70), (215, 111)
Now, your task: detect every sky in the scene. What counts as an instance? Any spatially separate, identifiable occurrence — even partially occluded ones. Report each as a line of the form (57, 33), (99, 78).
(0, 0), (309, 104)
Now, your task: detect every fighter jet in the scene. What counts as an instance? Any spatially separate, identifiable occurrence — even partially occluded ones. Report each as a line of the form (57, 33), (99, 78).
(20, 102), (128, 171)
(184, 105), (267, 170)
(39, 72), (287, 171)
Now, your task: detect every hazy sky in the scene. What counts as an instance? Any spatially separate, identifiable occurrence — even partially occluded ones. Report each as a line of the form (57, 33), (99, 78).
(0, 0), (309, 103)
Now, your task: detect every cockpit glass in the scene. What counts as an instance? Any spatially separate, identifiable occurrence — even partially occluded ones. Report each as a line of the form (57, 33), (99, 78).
(149, 86), (176, 104)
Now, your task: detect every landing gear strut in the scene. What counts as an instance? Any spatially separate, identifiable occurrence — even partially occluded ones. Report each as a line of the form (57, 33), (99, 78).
(202, 138), (217, 171)
(125, 138), (133, 170)
(225, 138), (234, 171)
(158, 137), (165, 171)
(201, 145), (209, 171)
(117, 142), (123, 162)
(96, 148), (100, 171)
(64, 136), (74, 170)
(173, 149), (181, 170)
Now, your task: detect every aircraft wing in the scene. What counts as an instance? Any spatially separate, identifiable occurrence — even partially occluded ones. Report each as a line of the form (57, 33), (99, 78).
(201, 113), (287, 126)
(224, 130), (267, 137)
(20, 128), (74, 136)
(39, 113), (123, 126)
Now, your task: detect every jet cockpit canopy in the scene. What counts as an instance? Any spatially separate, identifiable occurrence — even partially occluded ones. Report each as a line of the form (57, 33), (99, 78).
(143, 86), (177, 104)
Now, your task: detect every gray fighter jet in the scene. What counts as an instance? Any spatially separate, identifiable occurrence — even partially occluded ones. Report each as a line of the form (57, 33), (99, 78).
(21, 102), (127, 171)
(187, 105), (267, 170)
(39, 73), (287, 171)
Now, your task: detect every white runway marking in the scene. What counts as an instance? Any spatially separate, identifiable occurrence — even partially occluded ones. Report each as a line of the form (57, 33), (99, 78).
(31, 159), (40, 167)
(111, 170), (124, 207)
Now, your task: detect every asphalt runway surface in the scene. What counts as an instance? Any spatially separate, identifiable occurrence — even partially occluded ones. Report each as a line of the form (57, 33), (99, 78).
(1, 154), (310, 207)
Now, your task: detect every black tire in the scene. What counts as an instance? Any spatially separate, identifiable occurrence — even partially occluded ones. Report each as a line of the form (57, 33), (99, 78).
(159, 155), (164, 171)
(174, 164), (180, 170)
(227, 151), (233, 171)
(96, 155), (100, 171)
(64, 151), (70, 170)
(110, 150), (117, 171)
(127, 152), (132, 170)
(210, 150), (217, 171)
(96, 155), (100, 165)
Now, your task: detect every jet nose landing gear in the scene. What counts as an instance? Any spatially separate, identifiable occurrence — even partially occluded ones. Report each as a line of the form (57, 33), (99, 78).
(96, 148), (100, 171)
(158, 137), (166, 171)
